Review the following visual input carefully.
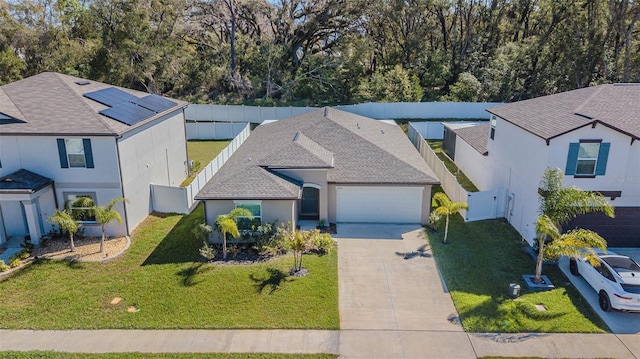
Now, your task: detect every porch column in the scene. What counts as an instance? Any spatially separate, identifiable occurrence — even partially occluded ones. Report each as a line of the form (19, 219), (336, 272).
(21, 200), (42, 247)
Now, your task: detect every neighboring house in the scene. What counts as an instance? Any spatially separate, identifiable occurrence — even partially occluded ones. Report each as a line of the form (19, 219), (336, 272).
(0, 72), (188, 246)
(445, 84), (640, 247)
(195, 108), (439, 232)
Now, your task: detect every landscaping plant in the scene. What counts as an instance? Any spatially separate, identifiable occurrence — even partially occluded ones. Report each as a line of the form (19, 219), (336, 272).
(216, 208), (253, 259)
(533, 167), (614, 282)
(94, 197), (127, 253)
(430, 192), (468, 244)
(47, 209), (79, 252)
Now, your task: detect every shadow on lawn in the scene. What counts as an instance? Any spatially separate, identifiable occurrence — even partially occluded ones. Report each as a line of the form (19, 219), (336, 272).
(177, 262), (210, 287)
(142, 211), (202, 266)
(250, 267), (290, 294)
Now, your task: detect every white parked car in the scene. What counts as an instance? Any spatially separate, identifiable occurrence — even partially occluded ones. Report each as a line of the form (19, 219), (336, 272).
(570, 252), (640, 312)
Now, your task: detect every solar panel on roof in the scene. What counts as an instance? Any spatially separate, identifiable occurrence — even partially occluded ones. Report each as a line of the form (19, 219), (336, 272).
(131, 94), (176, 113)
(84, 87), (139, 107)
(99, 102), (156, 126)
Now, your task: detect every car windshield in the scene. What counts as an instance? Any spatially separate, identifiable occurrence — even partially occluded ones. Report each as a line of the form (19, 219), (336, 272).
(603, 256), (640, 273)
(621, 284), (640, 294)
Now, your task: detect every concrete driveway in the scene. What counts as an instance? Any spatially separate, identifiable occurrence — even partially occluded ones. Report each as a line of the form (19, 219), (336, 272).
(559, 249), (640, 334)
(335, 224), (474, 359)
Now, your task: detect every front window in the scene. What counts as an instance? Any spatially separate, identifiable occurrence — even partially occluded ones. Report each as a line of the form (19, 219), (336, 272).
(65, 139), (87, 168)
(234, 201), (261, 230)
(65, 193), (96, 222)
(576, 142), (600, 175)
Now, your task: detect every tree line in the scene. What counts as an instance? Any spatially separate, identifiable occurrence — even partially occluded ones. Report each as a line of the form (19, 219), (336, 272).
(1, 0), (638, 105)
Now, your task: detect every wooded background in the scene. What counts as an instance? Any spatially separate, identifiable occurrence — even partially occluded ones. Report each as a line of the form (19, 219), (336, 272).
(2, 0), (638, 105)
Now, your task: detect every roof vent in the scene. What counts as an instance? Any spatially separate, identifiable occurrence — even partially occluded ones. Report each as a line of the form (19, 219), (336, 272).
(381, 129), (385, 134)
(293, 132), (300, 141)
(356, 123), (360, 129)
(75, 80), (91, 86)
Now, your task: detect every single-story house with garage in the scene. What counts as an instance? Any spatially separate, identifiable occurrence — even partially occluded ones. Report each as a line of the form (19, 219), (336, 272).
(0, 72), (188, 246)
(443, 83), (640, 247)
(195, 107), (440, 231)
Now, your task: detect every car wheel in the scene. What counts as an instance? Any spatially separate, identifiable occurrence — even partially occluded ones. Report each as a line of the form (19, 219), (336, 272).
(599, 291), (611, 312)
(569, 258), (579, 276)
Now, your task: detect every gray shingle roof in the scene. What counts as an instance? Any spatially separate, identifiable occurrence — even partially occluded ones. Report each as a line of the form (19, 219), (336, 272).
(196, 108), (439, 200)
(487, 84), (640, 141)
(0, 169), (53, 194)
(0, 72), (187, 136)
(453, 123), (490, 155)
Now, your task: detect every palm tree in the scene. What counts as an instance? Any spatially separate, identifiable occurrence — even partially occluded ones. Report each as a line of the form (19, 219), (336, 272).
(534, 167), (614, 282)
(535, 214), (607, 280)
(94, 197), (127, 253)
(47, 209), (79, 252)
(215, 208), (253, 259)
(430, 192), (469, 244)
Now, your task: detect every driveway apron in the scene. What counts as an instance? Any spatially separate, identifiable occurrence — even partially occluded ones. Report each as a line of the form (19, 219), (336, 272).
(336, 224), (475, 359)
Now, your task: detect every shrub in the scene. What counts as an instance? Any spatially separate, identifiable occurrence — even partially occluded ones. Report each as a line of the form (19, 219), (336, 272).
(199, 241), (216, 261)
(17, 248), (31, 260)
(0, 260), (9, 272)
(9, 257), (21, 268)
(309, 231), (335, 254)
(248, 221), (291, 256)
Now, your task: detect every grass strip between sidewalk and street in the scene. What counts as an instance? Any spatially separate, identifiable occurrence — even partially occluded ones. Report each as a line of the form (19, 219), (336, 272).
(0, 352), (337, 359)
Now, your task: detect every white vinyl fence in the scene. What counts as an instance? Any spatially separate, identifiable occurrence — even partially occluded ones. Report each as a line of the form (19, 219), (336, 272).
(185, 102), (503, 123)
(408, 123), (505, 222)
(186, 121), (248, 140)
(151, 123), (251, 214)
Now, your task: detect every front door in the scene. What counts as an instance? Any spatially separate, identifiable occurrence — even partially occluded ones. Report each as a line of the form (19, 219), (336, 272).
(300, 187), (320, 220)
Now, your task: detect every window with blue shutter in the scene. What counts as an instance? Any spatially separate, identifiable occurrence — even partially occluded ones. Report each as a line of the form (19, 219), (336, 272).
(566, 141), (609, 177)
(57, 138), (94, 169)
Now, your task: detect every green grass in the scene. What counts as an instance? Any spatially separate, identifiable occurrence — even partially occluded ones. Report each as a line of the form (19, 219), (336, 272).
(427, 140), (479, 192)
(0, 205), (339, 330)
(181, 140), (231, 186)
(0, 353), (337, 359)
(427, 214), (608, 333)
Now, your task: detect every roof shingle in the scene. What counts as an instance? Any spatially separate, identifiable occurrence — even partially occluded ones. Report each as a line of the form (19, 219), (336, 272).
(196, 108), (439, 200)
(0, 72), (187, 136)
(487, 84), (640, 141)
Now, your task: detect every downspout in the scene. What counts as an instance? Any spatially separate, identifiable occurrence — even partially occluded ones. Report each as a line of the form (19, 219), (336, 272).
(115, 135), (131, 235)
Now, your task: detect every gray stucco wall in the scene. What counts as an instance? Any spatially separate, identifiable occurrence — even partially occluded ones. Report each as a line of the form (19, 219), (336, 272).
(273, 168), (328, 221)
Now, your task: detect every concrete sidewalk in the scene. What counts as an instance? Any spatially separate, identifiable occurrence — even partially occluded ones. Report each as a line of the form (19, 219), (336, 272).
(0, 329), (340, 354)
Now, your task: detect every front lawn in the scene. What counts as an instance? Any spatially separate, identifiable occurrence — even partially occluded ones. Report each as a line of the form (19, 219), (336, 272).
(1, 353), (337, 359)
(427, 215), (608, 333)
(0, 205), (339, 330)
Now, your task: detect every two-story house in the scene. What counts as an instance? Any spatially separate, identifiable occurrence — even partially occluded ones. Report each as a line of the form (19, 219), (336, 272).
(444, 84), (640, 247)
(0, 72), (188, 246)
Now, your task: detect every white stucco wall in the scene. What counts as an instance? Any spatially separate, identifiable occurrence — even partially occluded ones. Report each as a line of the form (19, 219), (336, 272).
(0, 135), (126, 237)
(117, 111), (188, 234)
(484, 117), (550, 243)
(547, 124), (640, 207)
(474, 116), (640, 245)
(453, 135), (492, 191)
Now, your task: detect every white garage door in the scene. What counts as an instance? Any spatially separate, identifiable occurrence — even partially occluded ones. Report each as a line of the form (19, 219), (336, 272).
(336, 186), (424, 223)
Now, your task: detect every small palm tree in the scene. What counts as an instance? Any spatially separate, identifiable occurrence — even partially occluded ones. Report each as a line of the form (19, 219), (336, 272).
(430, 192), (469, 244)
(94, 197), (127, 253)
(534, 167), (614, 282)
(216, 208), (253, 259)
(47, 209), (79, 252)
(535, 214), (607, 280)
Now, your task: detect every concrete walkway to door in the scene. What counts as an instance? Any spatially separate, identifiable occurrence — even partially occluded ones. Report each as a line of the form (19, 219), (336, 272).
(335, 224), (476, 358)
